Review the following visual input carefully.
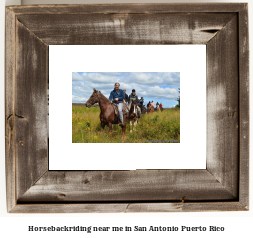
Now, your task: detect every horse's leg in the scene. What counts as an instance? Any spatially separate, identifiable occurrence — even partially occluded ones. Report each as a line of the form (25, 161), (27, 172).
(100, 114), (105, 132)
(133, 119), (137, 131)
(121, 125), (126, 140)
(130, 120), (133, 133)
(108, 122), (113, 138)
(100, 122), (105, 132)
(121, 115), (126, 140)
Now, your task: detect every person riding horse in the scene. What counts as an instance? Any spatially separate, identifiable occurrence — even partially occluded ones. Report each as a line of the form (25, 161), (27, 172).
(129, 89), (138, 104)
(156, 102), (159, 111)
(138, 97), (144, 107)
(129, 89), (141, 118)
(109, 82), (125, 126)
(138, 97), (146, 113)
(123, 89), (129, 105)
(151, 101), (155, 108)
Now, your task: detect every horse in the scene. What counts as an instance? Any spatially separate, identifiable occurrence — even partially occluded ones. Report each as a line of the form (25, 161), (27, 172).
(147, 105), (154, 113)
(85, 89), (127, 140)
(156, 104), (160, 112)
(127, 100), (138, 133)
(140, 105), (147, 114)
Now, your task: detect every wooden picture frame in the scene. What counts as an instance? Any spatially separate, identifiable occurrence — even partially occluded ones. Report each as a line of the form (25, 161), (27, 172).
(5, 3), (249, 213)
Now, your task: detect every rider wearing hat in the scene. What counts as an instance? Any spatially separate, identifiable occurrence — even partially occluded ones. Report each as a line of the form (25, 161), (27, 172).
(129, 89), (141, 118)
(129, 89), (138, 104)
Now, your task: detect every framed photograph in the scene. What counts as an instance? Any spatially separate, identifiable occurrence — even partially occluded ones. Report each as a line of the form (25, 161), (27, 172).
(5, 3), (249, 212)
(49, 45), (206, 171)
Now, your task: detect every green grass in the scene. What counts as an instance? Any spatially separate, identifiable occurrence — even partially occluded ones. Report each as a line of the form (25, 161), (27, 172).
(72, 105), (180, 143)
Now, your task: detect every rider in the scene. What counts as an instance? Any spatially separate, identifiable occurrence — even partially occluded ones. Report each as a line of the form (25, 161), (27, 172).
(139, 97), (144, 105)
(123, 89), (129, 105)
(156, 102), (159, 110)
(109, 82), (125, 126)
(139, 97), (145, 109)
(129, 89), (138, 105)
(129, 89), (141, 118)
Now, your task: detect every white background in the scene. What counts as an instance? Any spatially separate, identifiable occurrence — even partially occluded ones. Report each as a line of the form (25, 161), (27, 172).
(49, 45), (206, 170)
(0, 0), (252, 237)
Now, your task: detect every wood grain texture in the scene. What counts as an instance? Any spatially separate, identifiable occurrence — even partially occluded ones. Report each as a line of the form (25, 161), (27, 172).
(15, 20), (48, 200)
(125, 202), (248, 212)
(16, 13), (236, 45)
(5, 7), (16, 212)
(10, 202), (247, 213)
(18, 170), (236, 202)
(206, 16), (239, 198)
(238, 4), (249, 209)
(7, 3), (246, 15)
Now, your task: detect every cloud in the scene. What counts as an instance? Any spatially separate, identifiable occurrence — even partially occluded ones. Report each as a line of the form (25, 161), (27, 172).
(81, 72), (120, 84)
(91, 83), (115, 90)
(99, 72), (122, 76)
(117, 82), (132, 91)
(139, 86), (178, 100)
(72, 72), (180, 106)
(72, 86), (88, 93)
(73, 72), (180, 86)
(127, 73), (163, 85)
(72, 95), (87, 102)
(126, 72), (179, 86)
(72, 72), (84, 81)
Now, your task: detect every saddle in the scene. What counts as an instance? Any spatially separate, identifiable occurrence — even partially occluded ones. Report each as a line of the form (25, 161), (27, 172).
(112, 103), (129, 117)
(123, 104), (129, 114)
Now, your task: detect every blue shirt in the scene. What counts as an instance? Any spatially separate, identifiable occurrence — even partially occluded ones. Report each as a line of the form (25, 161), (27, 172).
(109, 89), (125, 103)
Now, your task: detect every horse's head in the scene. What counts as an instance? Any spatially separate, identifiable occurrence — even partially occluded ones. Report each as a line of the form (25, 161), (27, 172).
(130, 100), (138, 117)
(85, 89), (99, 108)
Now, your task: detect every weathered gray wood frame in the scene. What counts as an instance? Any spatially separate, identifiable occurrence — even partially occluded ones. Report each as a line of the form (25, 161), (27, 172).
(5, 4), (249, 213)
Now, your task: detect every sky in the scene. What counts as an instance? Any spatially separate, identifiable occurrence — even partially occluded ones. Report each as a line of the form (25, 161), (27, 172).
(72, 72), (180, 108)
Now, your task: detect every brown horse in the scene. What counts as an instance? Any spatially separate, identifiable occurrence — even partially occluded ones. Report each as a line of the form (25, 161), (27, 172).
(85, 89), (127, 140)
(147, 105), (154, 113)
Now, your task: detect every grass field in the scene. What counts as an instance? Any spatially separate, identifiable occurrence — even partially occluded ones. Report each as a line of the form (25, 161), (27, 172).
(72, 104), (180, 143)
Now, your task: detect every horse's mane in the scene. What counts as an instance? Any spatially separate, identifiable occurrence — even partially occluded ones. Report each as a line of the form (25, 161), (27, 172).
(94, 89), (110, 103)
